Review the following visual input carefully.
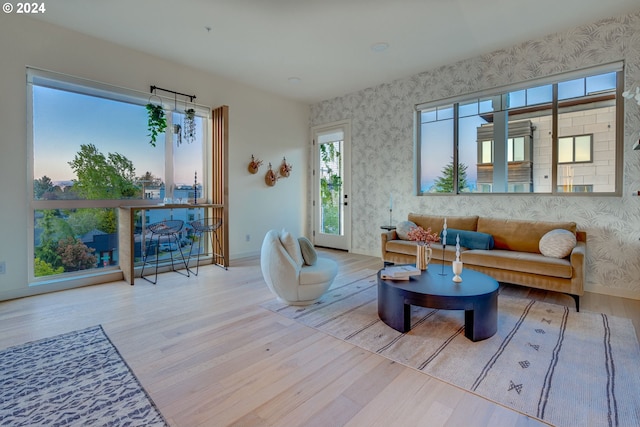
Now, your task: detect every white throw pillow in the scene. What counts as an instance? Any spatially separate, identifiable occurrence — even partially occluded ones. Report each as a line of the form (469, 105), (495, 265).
(396, 221), (417, 240)
(539, 229), (577, 258)
(280, 229), (304, 266)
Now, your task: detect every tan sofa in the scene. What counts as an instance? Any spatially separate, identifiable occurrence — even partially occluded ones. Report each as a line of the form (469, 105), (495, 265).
(381, 214), (586, 311)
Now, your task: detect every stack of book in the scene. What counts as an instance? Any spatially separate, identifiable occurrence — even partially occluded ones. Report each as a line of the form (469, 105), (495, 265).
(380, 265), (421, 280)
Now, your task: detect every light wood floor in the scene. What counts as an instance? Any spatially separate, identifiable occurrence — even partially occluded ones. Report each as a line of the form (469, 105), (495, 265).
(1, 250), (638, 427)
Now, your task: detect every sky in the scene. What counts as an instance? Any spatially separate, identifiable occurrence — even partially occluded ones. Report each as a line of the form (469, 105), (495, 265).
(33, 86), (203, 186)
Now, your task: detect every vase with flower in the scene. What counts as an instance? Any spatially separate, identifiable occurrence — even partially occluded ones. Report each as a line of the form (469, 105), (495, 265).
(407, 226), (440, 270)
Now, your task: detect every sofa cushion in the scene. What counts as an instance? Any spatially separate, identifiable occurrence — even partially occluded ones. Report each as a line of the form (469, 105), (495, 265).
(408, 214), (478, 235)
(461, 249), (573, 279)
(476, 217), (577, 253)
(396, 220), (417, 240)
(386, 239), (421, 256)
(298, 236), (318, 265)
(441, 228), (494, 250)
(539, 229), (577, 258)
(280, 229), (304, 267)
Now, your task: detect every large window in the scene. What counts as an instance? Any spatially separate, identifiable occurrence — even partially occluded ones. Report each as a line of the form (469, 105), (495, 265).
(416, 63), (623, 195)
(28, 69), (209, 283)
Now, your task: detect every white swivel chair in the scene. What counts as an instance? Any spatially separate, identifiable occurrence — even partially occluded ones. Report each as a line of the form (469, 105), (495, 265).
(260, 229), (338, 305)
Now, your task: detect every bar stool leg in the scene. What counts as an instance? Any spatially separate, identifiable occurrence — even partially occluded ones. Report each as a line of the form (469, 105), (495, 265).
(140, 233), (159, 285)
(187, 231), (204, 276)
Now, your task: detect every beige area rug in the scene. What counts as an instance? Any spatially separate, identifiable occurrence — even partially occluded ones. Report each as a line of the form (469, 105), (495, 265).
(262, 269), (640, 427)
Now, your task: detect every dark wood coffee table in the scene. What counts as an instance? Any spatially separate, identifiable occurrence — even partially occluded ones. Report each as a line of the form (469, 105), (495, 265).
(377, 265), (498, 341)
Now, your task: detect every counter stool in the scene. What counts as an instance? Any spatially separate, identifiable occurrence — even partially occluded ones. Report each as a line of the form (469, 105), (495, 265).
(188, 217), (227, 275)
(140, 220), (190, 284)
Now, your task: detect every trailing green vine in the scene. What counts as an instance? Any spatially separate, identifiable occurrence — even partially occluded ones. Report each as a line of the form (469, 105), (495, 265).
(145, 103), (167, 147)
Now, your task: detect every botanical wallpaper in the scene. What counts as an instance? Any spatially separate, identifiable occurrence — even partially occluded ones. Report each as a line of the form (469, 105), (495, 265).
(310, 10), (640, 298)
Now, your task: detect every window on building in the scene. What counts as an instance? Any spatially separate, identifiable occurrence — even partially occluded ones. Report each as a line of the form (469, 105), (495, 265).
(558, 135), (593, 163)
(28, 68), (209, 284)
(415, 63), (622, 195)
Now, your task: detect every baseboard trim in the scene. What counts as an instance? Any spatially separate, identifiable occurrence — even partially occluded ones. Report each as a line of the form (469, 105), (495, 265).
(586, 283), (640, 300)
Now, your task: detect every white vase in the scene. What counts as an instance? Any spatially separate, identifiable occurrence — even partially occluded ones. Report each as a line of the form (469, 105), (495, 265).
(452, 260), (463, 282)
(416, 245), (432, 270)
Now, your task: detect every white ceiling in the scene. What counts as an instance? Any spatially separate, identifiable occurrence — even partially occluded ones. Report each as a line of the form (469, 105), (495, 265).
(35, 0), (640, 104)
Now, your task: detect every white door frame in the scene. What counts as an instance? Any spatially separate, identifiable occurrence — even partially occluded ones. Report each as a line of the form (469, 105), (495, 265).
(311, 120), (351, 251)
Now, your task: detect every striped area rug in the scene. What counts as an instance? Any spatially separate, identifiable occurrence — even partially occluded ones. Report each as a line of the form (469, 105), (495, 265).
(0, 325), (168, 427)
(262, 270), (640, 427)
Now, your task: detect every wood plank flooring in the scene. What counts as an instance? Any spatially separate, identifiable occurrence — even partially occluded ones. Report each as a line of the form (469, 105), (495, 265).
(1, 250), (638, 426)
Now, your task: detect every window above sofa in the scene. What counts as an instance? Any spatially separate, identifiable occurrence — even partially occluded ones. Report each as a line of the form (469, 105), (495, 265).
(415, 62), (623, 196)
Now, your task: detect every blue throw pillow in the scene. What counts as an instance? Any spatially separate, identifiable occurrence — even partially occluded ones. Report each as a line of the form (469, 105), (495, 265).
(440, 228), (494, 250)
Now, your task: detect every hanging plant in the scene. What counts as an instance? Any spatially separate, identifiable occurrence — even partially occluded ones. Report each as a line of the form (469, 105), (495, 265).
(145, 103), (167, 147)
(183, 108), (196, 144)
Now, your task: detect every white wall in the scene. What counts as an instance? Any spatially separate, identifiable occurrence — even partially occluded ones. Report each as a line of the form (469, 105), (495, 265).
(0, 15), (309, 300)
(311, 10), (640, 299)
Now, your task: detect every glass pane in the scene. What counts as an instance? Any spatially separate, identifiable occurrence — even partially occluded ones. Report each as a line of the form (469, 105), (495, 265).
(459, 101), (478, 118)
(508, 90), (526, 108)
(558, 98), (615, 192)
(420, 119), (453, 193)
(133, 208), (203, 265)
(319, 139), (343, 235)
(421, 108), (437, 123)
(513, 137), (525, 161)
(574, 135), (592, 162)
(478, 99), (493, 114)
(33, 86), (164, 200)
(586, 72), (616, 94)
(526, 84), (552, 105)
(172, 111), (205, 203)
(459, 114), (488, 192)
(34, 208), (118, 277)
(508, 138), (514, 162)
(558, 137), (573, 163)
(558, 78), (585, 100)
(437, 105), (454, 120)
(481, 140), (492, 164)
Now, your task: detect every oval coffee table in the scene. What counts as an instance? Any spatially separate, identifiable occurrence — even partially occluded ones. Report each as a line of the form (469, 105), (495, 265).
(377, 265), (498, 341)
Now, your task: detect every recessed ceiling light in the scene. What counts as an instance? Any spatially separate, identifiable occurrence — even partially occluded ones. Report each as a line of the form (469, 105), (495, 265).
(371, 42), (389, 53)
(205, 26), (212, 33)
(288, 77), (302, 84)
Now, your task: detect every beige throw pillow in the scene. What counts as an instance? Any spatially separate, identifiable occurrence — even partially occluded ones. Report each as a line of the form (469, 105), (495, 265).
(539, 229), (576, 258)
(298, 237), (317, 266)
(396, 221), (417, 240)
(280, 229), (304, 266)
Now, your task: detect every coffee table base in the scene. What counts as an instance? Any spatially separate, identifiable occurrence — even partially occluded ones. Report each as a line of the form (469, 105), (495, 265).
(378, 276), (498, 342)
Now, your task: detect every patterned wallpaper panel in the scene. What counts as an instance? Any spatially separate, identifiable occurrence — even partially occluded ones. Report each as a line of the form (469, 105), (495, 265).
(310, 10), (640, 298)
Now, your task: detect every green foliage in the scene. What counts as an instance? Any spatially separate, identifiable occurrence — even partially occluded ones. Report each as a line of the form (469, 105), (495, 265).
(35, 210), (71, 269)
(68, 144), (140, 199)
(57, 236), (97, 271)
(34, 175), (55, 199)
(432, 159), (469, 193)
(146, 103), (167, 147)
(319, 142), (342, 234)
(34, 258), (64, 277)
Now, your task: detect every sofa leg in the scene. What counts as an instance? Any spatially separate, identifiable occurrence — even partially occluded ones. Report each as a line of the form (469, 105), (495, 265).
(569, 294), (580, 312)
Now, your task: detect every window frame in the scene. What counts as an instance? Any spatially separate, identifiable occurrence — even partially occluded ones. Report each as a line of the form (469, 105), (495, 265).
(414, 62), (624, 196)
(26, 68), (211, 285)
(558, 134), (594, 164)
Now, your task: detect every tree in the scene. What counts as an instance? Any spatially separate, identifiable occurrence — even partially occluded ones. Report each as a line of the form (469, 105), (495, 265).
(35, 210), (72, 269)
(57, 236), (97, 271)
(34, 258), (64, 277)
(432, 159), (469, 193)
(34, 175), (63, 200)
(68, 144), (140, 199)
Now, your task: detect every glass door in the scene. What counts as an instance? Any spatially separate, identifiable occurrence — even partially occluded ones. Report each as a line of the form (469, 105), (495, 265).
(312, 121), (351, 251)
